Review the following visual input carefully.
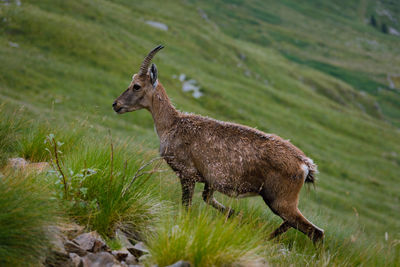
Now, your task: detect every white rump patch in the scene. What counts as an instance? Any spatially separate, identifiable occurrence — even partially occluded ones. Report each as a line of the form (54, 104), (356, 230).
(301, 164), (309, 180)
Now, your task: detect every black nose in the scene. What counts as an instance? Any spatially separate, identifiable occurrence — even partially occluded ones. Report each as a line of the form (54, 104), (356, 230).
(112, 101), (117, 107)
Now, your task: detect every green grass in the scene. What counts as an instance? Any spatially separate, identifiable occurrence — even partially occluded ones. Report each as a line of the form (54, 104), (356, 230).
(145, 201), (400, 267)
(1, 101), (399, 266)
(0, 171), (60, 266)
(1, 0), (400, 266)
(146, 209), (267, 267)
(0, 105), (24, 165)
(52, 136), (166, 238)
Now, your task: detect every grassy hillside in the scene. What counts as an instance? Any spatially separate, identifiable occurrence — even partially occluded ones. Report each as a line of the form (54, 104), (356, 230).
(1, 0), (400, 266)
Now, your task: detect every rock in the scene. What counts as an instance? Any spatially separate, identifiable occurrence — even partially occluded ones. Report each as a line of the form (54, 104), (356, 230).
(9, 41), (19, 48)
(389, 27), (400, 36)
(48, 226), (67, 254)
(92, 239), (108, 253)
(127, 242), (149, 258)
(179, 73), (186, 82)
(239, 53), (246, 61)
(181, 79), (197, 92)
(81, 252), (121, 267)
(115, 229), (135, 251)
(125, 254), (138, 265)
(44, 225), (72, 267)
(112, 250), (129, 262)
(73, 232), (108, 253)
(64, 240), (87, 257)
(113, 230), (138, 264)
(7, 157), (28, 169)
(197, 8), (209, 21)
(166, 260), (192, 267)
(69, 253), (83, 267)
(145, 21), (168, 31)
(58, 223), (85, 240)
(137, 254), (150, 263)
(181, 79), (202, 99)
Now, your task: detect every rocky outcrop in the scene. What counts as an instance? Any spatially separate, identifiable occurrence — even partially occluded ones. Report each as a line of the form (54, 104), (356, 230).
(45, 226), (146, 267)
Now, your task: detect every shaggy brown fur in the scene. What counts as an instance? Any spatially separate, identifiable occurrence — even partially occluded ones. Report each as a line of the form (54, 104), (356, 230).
(113, 46), (324, 243)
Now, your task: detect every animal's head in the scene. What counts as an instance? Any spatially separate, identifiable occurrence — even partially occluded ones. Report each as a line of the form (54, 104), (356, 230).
(113, 45), (164, 114)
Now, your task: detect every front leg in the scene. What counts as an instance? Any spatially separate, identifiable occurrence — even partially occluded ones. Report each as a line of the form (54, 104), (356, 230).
(181, 180), (195, 208)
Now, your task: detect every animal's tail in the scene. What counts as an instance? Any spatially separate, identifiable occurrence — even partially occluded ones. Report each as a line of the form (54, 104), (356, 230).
(303, 157), (318, 184)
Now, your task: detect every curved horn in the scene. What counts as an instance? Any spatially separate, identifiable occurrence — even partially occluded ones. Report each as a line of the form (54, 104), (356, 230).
(138, 45), (164, 77)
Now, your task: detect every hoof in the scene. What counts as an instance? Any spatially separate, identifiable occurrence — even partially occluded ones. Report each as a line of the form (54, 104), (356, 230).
(226, 208), (235, 218)
(312, 228), (324, 244)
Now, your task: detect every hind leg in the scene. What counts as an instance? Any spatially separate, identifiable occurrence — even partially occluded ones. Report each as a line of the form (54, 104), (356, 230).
(262, 192), (324, 243)
(287, 208), (324, 243)
(272, 203), (324, 243)
(269, 221), (291, 240)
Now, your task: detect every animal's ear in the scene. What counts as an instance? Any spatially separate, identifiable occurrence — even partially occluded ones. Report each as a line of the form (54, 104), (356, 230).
(150, 63), (158, 88)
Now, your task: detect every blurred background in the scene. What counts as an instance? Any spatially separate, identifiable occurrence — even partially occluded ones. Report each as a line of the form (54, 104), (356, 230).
(0, 0), (399, 266)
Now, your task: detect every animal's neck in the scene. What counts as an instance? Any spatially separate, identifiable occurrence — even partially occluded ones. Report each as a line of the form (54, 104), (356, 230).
(148, 82), (179, 138)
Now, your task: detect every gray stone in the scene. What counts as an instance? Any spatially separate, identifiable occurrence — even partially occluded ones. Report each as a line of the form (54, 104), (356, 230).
(64, 240), (87, 257)
(125, 254), (138, 265)
(58, 223), (85, 240)
(198, 8), (209, 21)
(69, 253), (83, 267)
(114, 229), (138, 264)
(115, 229), (135, 250)
(145, 21), (168, 31)
(7, 157), (28, 169)
(181, 79), (202, 99)
(137, 254), (150, 263)
(179, 73), (186, 82)
(112, 250), (129, 261)
(127, 242), (148, 258)
(73, 231), (108, 253)
(44, 226), (72, 266)
(8, 41), (19, 48)
(81, 252), (120, 267)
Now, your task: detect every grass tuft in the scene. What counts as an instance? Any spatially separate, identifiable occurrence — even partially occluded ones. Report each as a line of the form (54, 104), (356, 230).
(0, 171), (59, 266)
(45, 133), (167, 239)
(146, 208), (267, 267)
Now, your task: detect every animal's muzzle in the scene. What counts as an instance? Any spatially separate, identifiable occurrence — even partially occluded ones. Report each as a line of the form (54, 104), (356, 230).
(112, 101), (123, 113)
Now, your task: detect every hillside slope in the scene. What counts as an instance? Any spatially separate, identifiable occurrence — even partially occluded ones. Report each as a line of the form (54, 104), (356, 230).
(1, 0), (400, 262)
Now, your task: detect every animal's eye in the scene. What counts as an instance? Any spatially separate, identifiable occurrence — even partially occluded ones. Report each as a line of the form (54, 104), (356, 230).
(133, 84), (141, 91)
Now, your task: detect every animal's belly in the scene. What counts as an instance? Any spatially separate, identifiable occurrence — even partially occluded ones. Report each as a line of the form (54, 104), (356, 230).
(225, 191), (259, 198)
(212, 180), (261, 198)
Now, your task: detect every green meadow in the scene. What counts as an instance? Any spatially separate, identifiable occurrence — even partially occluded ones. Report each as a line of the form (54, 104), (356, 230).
(0, 0), (399, 266)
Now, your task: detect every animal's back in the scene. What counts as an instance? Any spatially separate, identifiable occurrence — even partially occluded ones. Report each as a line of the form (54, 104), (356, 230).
(175, 114), (314, 190)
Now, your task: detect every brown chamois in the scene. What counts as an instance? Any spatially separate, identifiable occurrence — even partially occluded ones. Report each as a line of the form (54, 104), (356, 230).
(112, 45), (324, 243)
